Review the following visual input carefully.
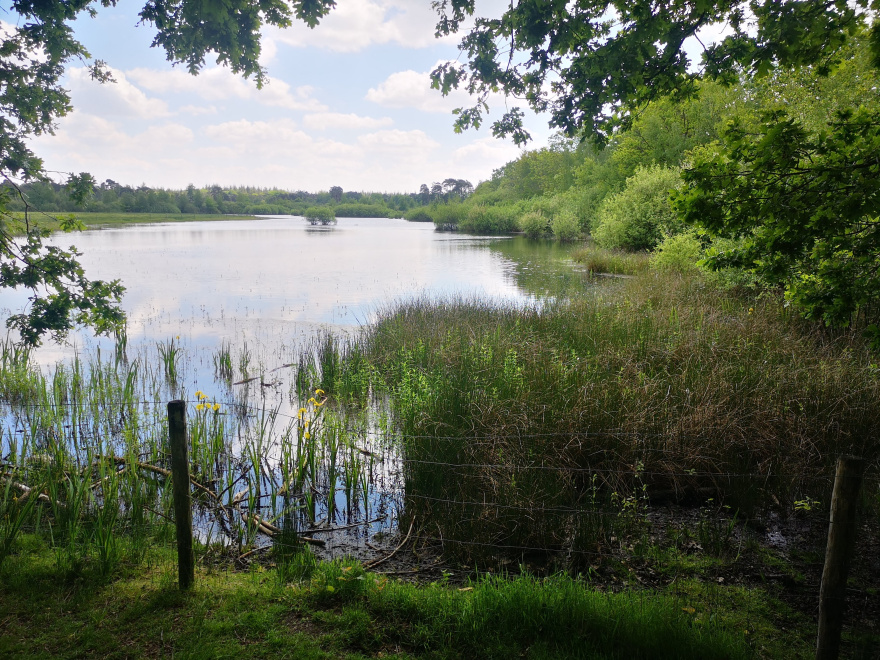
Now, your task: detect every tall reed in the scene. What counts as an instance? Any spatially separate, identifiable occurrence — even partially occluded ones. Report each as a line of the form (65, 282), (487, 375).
(347, 274), (880, 562)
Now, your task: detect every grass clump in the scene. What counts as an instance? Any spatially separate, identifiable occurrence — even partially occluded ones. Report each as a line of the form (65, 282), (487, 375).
(572, 242), (651, 275)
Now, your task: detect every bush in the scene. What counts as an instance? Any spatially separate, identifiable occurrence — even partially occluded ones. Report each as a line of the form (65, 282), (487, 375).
(593, 165), (683, 250)
(303, 206), (336, 225)
(652, 231), (703, 273)
(551, 210), (581, 242)
(699, 237), (765, 289)
(431, 203), (466, 231)
(519, 211), (549, 238)
(404, 208), (433, 222)
(459, 205), (518, 234)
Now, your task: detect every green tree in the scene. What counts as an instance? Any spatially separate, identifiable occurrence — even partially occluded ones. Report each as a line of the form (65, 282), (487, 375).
(676, 107), (880, 327)
(430, 0), (869, 143)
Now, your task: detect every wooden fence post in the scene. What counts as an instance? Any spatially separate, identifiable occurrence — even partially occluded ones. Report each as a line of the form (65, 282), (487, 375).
(816, 455), (864, 660)
(168, 400), (194, 590)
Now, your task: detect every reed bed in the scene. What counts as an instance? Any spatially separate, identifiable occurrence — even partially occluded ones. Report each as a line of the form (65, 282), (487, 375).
(326, 272), (880, 564)
(0, 339), (396, 576)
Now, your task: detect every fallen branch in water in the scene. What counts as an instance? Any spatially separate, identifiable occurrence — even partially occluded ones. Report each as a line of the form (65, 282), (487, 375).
(0, 478), (56, 506)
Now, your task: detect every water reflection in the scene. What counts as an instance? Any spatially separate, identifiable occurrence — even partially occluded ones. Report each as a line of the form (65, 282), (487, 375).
(0, 216), (582, 372)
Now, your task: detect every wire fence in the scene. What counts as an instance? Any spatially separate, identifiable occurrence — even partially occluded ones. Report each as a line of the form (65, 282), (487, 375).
(2, 397), (878, 656)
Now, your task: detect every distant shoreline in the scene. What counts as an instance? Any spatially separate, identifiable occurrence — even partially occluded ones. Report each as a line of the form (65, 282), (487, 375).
(5, 211), (259, 235)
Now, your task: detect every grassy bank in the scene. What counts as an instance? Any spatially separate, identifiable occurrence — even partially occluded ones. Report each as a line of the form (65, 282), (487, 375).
(4, 211), (256, 235)
(0, 534), (794, 659)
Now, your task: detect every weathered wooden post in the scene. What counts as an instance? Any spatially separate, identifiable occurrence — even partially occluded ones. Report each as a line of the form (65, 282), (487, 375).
(168, 400), (194, 590)
(816, 455), (864, 660)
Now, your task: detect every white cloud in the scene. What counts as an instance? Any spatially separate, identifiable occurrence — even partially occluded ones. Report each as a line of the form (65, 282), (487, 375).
(366, 65), (492, 113)
(357, 129), (438, 152)
(302, 113), (393, 131)
(452, 137), (520, 178)
(126, 67), (327, 111)
(66, 67), (171, 119)
(179, 104), (219, 116)
(265, 0), (453, 53)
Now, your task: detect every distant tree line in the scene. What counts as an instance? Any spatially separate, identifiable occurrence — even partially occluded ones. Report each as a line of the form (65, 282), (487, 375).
(3, 179), (474, 218)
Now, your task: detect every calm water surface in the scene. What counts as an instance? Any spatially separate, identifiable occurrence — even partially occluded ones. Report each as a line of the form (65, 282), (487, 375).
(1, 216), (582, 376)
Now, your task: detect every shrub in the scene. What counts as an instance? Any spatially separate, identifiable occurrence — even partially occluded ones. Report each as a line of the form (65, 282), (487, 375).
(519, 211), (549, 238)
(459, 205), (518, 234)
(551, 210), (581, 242)
(593, 165), (683, 250)
(431, 203), (466, 231)
(405, 208), (433, 222)
(652, 231), (703, 273)
(699, 237), (765, 289)
(303, 206), (336, 225)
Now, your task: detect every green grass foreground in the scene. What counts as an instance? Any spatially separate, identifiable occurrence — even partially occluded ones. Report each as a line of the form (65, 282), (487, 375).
(5, 211), (256, 234)
(0, 535), (772, 659)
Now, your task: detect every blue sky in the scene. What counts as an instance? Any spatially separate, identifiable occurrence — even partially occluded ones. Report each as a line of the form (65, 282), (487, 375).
(16, 0), (552, 193)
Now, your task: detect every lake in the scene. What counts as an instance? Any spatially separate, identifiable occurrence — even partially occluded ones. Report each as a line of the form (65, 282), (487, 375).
(1, 215), (582, 385)
(0, 216), (585, 558)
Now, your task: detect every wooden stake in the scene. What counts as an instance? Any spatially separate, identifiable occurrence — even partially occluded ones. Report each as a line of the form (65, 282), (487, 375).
(168, 400), (194, 590)
(816, 455), (864, 660)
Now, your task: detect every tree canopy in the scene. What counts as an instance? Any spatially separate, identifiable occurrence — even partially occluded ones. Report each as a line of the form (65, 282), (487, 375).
(430, 0), (876, 144)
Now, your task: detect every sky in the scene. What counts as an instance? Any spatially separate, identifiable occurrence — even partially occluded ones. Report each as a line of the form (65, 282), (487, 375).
(15, 0), (548, 194)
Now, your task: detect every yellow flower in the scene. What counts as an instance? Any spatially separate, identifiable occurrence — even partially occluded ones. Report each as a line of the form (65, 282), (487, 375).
(308, 397), (317, 405)
(213, 403), (220, 411)
(196, 403), (204, 411)
(748, 307), (754, 315)
(315, 389), (325, 396)
(298, 407), (307, 420)
(195, 390), (203, 398)
(304, 420), (310, 428)
(304, 431), (311, 440)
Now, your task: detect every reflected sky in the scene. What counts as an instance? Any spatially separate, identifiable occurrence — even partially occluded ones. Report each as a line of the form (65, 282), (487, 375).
(0, 217), (581, 372)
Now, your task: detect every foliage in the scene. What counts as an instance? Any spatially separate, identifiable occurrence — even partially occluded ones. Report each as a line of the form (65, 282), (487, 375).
(332, 203), (392, 218)
(403, 207), (433, 222)
(652, 231), (704, 274)
(572, 244), (651, 276)
(593, 166), (683, 251)
(459, 204), (517, 235)
(612, 81), (743, 177)
(303, 206), (336, 225)
(676, 107), (880, 327)
(0, 187), (125, 345)
(550, 209), (580, 242)
(430, 0), (867, 144)
(518, 211), (548, 239)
